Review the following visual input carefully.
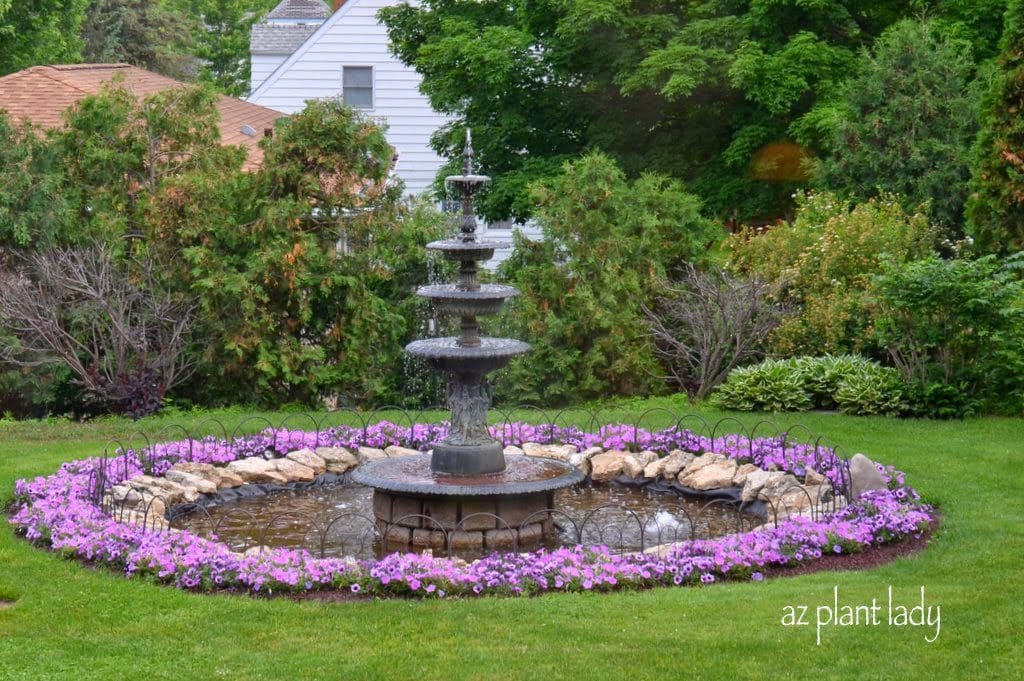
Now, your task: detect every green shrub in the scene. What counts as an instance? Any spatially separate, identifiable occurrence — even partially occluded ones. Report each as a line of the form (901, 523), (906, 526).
(818, 19), (980, 233)
(967, 0), (1024, 254)
(495, 152), (719, 405)
(791, 354), (875, 409)
(712, 355), (907, 415)
(870, 254), (1024, 416)
(903, 381), (982, 420)
(727, 192), (935, 356)
(711, 359), (811, 413)
(833, 364), (907, 416)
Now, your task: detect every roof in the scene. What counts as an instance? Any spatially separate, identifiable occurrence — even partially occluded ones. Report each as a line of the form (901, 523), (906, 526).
(266, 0), (331, 21)
(0, 64), (285, 171)
(251, 23), (321, 55)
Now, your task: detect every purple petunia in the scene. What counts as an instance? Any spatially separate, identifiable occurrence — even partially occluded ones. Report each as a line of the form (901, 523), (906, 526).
(7, 421), (934, 599)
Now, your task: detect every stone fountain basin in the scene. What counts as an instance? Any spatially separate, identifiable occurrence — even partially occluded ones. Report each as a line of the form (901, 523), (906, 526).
(417, 284), (519, 316)
(426, 239), (502, 262)
(406, 337), (530, 372)
(352, 454), (585, 497)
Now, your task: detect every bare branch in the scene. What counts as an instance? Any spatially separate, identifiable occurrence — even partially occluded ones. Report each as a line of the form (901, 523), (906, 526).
(0, 244), (195, 416)
(643, 264), (785, 399)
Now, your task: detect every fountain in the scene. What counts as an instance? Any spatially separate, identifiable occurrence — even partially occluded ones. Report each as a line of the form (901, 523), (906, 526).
(353, 132), (584, 551)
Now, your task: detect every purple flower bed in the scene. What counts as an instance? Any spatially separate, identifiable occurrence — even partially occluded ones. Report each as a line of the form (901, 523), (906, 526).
(9, 422), (934, 598)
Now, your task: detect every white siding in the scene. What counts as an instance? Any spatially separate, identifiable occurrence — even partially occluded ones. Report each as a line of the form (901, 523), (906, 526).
(251, 54), (289, 93)
(248, 0), (451, 199)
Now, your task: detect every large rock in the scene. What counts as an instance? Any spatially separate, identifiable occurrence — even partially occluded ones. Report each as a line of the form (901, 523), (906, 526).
(679, 456), (738, 490)
(661, 450), (695, 479)
(169, 462), (243, 490)
(741, 470), (783, 502)
(732, 463), (761, 487)
(105, 484), (144, 507)
(315, 447), (359, 473)
(272, 458), (316, 482)
(568, 448), (594, 477)
(636, 450), (659, 466)
(141, 495), (167, 519)
(287, 448), (327, 475)
(385, 445), (421, 458)
(757, 473), (801, 506)
(679, 452), (718, 478)
(621, 453), (645, 478)
(571, 447), (601, 464)
(209, 468), (245, 490)
(225, 457), (289, 485)
(163, 469), (218, 495)
(777, 486), (815, 514)
(125, 475), (198, 505)
(849, 454), (887, 499)
(522, 442), (577, 461)
(590, 450), (628, 482)
(643, 457), (668, 479)
(503, 445), (526, 457)
(804, 466), (827, 487)
(357, 446), (387, 463)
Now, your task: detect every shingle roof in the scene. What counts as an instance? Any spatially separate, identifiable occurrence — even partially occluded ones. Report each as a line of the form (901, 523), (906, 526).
(250, 23), (320, 55)
(266, 0), (331, 21)
(0, 64), (285, 171)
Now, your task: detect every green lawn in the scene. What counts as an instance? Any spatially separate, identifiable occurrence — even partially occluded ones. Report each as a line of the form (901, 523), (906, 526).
(0, 399), (1021, 680)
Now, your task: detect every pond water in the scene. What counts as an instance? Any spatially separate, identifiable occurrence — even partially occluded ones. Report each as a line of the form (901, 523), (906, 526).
(175, 482), (760, 561)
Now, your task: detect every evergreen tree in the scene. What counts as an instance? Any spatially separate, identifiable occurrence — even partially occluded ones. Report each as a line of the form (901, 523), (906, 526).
(169, 0), (279, 96)
(820, 19), (980, 234)
(968, 0), (1024, 253)
(81, 0), (196, 80)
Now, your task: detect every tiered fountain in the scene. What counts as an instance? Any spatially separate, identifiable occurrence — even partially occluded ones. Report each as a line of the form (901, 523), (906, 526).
(353, 133), (584, 552)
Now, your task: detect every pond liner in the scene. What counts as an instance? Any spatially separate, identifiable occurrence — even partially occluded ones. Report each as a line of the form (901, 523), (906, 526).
(609, 475), (767, 519)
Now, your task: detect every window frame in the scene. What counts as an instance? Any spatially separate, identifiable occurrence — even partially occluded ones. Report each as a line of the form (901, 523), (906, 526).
(342, 65), (374, 110)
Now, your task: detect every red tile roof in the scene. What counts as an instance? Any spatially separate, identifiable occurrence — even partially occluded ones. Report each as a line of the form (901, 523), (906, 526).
(0, 64), (285, 171)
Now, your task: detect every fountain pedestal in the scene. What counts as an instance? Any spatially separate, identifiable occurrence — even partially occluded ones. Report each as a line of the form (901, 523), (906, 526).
(352, 132), (582, 552)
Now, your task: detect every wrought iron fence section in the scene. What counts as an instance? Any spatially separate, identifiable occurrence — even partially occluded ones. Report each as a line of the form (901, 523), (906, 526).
(89, 406), (857, 560)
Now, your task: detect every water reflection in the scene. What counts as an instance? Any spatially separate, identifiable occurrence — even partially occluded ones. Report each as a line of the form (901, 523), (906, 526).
(176, 482), (759, 560)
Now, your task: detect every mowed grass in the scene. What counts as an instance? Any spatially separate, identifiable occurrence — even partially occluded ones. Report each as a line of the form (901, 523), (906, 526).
(0, 398), (1021, 680)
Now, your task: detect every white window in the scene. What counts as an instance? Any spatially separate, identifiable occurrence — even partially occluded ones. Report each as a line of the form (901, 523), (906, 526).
(343, 66), (373, 109)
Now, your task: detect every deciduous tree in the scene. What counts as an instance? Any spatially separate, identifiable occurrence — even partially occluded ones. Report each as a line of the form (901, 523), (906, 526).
(381, 0), (1005, 223)
(0, 0), (89, 75)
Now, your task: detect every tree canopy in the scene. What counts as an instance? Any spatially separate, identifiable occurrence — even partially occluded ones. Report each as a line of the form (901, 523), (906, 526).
(818, 19), (981, 235)
(0, 0), (89, 75)
(381, 0), (1007, 222)
(81, 0), (196, 80)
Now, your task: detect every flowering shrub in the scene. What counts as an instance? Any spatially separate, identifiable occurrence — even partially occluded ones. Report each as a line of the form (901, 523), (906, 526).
(9, 422), (934, 598)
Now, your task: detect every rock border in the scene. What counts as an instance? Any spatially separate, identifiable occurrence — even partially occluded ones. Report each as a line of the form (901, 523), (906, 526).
(11, 422), (933, 598)
(108, 442), (886, 553)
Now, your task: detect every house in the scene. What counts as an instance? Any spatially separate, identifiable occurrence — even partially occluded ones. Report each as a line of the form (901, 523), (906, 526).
(0, 63), (285, 171)
(248, 0), (450, 200)
(250, 0), (332, 97)
(247, 0), (540, 266)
